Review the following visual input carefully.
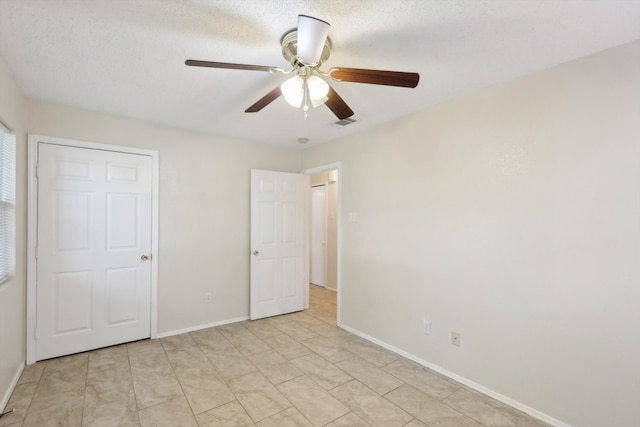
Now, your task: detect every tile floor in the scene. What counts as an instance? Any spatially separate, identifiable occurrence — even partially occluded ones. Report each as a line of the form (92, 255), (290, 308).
(1, 285), (549, 426)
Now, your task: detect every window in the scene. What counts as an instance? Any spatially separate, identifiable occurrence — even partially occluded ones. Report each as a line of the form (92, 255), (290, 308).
(0, 121), (16, 285)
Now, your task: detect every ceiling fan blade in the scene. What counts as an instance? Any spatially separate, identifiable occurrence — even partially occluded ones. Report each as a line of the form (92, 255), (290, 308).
(185, 60), (280, 72)
(329, 67), (420, 88)
(297, 15), (330, 65)
(325, 86), (354, 120)
(245, 86), (283, 113)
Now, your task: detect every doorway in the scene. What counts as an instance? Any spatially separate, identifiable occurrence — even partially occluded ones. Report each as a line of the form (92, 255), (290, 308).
(302, 163), (341, 326)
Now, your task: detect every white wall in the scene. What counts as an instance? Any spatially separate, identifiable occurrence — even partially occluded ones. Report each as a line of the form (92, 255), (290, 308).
(26, 101), (301, 334)
(0, 59), (27, 410)
(300, 41), (640, 427)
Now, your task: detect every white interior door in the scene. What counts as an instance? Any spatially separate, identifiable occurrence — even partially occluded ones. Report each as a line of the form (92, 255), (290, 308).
(310, 185), (327, 286)
(36, 143), (153, 360)
(250, 169), (308, 320)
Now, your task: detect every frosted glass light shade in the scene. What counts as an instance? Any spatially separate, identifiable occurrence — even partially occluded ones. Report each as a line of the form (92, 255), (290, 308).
(281, 76), (304, 107)
(307, 75), (329, 107)
(281, 75), (329, 108)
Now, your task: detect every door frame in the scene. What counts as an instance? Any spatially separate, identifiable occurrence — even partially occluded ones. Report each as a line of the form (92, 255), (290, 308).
(310, 184), (327, 287)
(301, 162), (342, 327)
(26, 134), (160, 364)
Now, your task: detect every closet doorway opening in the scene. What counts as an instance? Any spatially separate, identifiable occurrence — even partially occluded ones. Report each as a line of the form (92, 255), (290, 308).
(302, 163), (341, 326)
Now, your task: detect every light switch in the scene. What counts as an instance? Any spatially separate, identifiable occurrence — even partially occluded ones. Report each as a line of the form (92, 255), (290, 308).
(348, 212), (357, 223)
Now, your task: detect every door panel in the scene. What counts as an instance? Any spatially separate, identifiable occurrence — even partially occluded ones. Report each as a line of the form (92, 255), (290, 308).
(106, 193), (139, 249)
(56, 191), (92, 250)
(250, 170), (308, 320)
(54, 271), (92, 334)
(106, 267), (139, 325)
(36, 143), (152, 360)
(282, 257), (297, 297)
(258, 258), (276, 303)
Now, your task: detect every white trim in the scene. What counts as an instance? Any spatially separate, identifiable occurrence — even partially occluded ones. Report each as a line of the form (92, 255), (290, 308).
(155, 316), (250, 339)
(310, 184), (328, 287)
(0, 362), (24, 412)
(304, 174), (310, 310)
(300, 162), (342, 326)
(340, 324), (571, 427)
(26, 134), (160, 364)
(149, 145), (159, 339)
(26, 138), (38, 364)
(309, 283), (338, 293)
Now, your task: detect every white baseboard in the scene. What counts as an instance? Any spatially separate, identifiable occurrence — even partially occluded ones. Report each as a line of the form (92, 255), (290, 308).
(155, 316), (249, 339)
(310, 283), (337, 292)
(339, 324), (570, 427)
(0, 362), (25, 412)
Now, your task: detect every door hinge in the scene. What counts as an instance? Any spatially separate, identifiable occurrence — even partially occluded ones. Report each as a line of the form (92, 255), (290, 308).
(35, 247), (38, 259)
(34, 328), (38, 340)
(35, 163), (39, 179)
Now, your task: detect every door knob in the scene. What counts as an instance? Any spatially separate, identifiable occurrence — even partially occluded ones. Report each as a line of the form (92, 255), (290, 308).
(252, 250), (259, 256)
(141, 254), (149, 261)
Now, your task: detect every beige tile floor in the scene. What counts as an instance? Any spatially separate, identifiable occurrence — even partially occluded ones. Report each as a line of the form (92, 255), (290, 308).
(1, 284), (549, 427)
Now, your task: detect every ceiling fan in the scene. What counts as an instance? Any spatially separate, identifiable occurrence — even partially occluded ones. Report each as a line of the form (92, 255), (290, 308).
(185, 15), (419, 120)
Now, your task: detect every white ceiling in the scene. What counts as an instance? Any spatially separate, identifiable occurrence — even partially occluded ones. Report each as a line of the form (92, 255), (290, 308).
(1, 1), (639, 149)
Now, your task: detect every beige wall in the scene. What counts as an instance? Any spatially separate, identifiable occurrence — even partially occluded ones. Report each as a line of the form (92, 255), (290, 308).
(309, 172), (325, 187)
(26, 100), (301, 333)
(301, 41), (640, 426)
(0, 59), (27, 409)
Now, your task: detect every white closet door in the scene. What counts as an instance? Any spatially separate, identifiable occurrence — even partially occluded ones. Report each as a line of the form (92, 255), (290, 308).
(36, 143), (152, 360)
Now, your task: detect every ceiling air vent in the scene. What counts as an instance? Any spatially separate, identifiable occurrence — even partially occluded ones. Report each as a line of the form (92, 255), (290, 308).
(334, 118), (357, 126)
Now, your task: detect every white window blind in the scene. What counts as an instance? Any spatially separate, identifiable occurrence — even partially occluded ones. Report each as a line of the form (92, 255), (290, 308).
(0, 122), (16, 285)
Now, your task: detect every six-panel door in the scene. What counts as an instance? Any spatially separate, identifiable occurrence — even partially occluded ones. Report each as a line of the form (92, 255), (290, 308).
(36, 143), (153, 360)
(250, 169), (308, 320)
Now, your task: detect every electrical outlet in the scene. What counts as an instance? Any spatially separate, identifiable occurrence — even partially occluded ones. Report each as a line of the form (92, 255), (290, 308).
(423, 320), (431, 335)
(451, 331), (461, 347)
(205, 292), (212, 302)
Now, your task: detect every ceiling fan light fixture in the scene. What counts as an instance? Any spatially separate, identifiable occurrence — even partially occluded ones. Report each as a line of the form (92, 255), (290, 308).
(281, 75), (329, 109)
(296, 15), (330, 66)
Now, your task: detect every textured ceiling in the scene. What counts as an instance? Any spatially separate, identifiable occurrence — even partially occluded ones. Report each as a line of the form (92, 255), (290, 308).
(1, 0), (639, 148)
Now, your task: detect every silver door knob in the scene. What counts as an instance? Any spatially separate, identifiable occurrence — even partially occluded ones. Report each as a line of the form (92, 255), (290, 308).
(252, 250), (259, 256)
(141, 254), (149, 261)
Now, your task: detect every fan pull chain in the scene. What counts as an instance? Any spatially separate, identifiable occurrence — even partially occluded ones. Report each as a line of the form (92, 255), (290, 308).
(303, 80), (310, 120)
